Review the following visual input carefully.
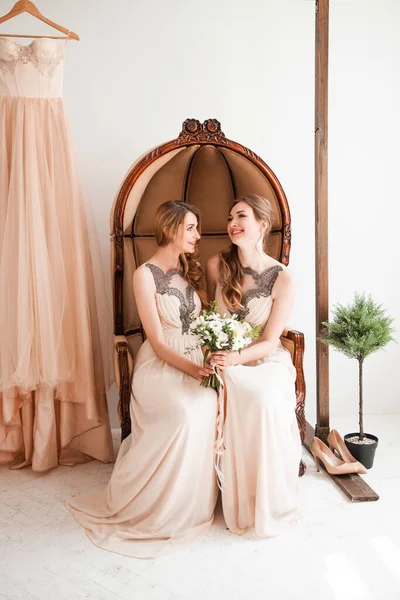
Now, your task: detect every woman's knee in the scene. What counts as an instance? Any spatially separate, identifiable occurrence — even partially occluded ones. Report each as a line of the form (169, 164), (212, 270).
(168, 395), (216, 429)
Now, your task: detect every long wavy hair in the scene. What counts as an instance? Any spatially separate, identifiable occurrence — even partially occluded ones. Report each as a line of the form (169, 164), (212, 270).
(153, 200), (207, 305)
(220, 194), (275, 311)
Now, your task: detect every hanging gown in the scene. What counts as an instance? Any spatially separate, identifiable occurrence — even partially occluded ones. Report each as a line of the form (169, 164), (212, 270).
(215, 265), (302, 537)
(66, 265), (218, 559)
(0, 38), (114, 471)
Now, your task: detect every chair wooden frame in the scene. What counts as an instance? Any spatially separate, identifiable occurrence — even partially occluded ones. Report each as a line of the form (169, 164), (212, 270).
(111, 118), (307, 476)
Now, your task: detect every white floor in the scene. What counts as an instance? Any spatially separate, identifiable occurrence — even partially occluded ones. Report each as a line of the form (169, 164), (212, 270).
(1, 415), (399, 600)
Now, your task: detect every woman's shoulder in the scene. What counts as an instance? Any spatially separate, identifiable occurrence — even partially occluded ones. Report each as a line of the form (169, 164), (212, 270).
(207, 253), (221, 268)
(267, 260), (295, 296)
(257, 254), (290, 275)
(252, 257), (294, 298)
(133, 262), (156, 286)
(266, 258), (292, 277)
(206, 253), (221, 279)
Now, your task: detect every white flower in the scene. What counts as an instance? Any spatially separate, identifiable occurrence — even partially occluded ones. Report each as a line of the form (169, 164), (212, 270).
(242, 321), (252, 333)
(215, 331), (229, 349)
(231, 337), (245, 351)
(209, 319), (223, 331)
(186, 306), (259, 356)
(205, 313), (217, 321)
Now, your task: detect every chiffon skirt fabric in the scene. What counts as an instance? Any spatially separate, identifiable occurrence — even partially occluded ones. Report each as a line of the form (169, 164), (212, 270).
(216, 284), (302, 537)
(66, 329), (218, 559)
(0, 96), (114, 471)
(221, 350), (302, 537)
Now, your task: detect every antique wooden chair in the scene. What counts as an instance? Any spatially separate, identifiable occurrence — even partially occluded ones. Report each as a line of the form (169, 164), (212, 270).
(110, 118), (306, 475)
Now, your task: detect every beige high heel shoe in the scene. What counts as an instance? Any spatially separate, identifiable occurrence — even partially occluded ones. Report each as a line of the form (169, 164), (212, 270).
(310, 437), (367, 475)
(327, 429), (368, 474)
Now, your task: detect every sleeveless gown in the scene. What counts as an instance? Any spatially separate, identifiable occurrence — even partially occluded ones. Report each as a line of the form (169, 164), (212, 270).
(216, 265), (302, 537)
(66, 265), (218, 559)
(0, 38), (113, 471)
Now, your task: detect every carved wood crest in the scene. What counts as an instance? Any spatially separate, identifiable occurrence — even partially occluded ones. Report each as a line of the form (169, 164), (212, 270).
(178, 119), (228, 144)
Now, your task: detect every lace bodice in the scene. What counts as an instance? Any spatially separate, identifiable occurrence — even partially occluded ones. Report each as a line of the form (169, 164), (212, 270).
(216, 264), (283, 327)
(146, 263), (200, 334)
(0, 38), (65, 98)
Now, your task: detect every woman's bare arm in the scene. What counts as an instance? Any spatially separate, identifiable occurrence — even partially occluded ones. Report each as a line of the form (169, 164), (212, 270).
(206, 254), (220, 302)
(133, 267), (214, 381)
(209, 268), (295, 367)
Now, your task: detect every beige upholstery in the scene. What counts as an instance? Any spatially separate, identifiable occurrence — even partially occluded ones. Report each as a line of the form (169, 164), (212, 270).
(111, 144), (286, 335)
(110, 121), (306, 457)
(133, 146), (200, 235)
(280, 331), (295, 356)
(219, 149), (282, 229)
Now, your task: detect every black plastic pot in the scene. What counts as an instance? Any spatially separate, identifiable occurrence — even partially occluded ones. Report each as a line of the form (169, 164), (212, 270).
(344, 433), (379, 469)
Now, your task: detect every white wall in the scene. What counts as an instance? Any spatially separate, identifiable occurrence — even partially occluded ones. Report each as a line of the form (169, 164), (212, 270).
(328, 0), (400, 427)
(2, 0), (399, 429)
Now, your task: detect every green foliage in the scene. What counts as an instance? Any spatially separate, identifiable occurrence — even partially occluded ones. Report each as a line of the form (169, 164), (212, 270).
(185, 301), (261, 390)
(320, 293), (395, 362)
(189, 301), (261, 354)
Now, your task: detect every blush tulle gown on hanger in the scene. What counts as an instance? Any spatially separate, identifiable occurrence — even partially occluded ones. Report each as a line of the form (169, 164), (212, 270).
(0, 37), (114, 471)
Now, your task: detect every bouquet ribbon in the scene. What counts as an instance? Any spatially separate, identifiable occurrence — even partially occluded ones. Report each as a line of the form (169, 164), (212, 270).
(189, 303), (261, 491)
(212, 365), (226, 491)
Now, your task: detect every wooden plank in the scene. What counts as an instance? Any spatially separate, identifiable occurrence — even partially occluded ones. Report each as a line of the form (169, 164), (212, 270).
(305, 422), (379, 502)
(315, 0), (330, 436)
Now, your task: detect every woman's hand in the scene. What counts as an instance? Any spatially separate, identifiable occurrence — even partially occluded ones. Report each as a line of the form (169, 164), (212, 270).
(191, 362), (215, 382)
(201, 345), (229, 369)
(208, 350), (238, 370)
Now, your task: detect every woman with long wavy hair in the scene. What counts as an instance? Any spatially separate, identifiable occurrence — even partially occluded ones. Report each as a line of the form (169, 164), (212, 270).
(66, 201), (218, 559)
(207, 194), (302, 538)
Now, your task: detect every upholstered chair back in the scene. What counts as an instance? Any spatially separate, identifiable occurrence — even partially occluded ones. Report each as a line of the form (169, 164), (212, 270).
(110, 119), (292, 363)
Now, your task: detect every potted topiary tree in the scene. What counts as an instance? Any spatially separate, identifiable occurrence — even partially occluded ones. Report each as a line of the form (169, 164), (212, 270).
(320, 293), (395, 469)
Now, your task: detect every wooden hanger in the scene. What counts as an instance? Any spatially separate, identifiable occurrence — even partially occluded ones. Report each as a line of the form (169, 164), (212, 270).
(0, 0), (79, 40)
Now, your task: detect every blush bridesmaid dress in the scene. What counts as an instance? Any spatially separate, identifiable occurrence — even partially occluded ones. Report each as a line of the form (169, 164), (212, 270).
(66, 265), (218, 559)
(215, 265), (302, 537)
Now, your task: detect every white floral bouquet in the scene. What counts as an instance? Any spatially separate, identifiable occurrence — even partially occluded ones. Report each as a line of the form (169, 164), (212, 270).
(187, 302), (261, 390)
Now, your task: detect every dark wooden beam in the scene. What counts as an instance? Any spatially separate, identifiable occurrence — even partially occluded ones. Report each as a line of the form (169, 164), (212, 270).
(305, 422), (379, 502)
(311, 1), (379, 502)
(315, 0), (330, 440)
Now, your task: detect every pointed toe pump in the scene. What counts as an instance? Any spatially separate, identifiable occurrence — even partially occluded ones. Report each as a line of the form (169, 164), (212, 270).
(327, 429), (368, 474)
(310, 437), (367, 475)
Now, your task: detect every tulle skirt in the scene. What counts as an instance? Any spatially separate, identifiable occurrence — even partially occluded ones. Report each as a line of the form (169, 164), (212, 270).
(0, 96), (114, 471)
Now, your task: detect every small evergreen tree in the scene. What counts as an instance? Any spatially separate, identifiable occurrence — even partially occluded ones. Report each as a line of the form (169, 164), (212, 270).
(320, 293), (395, 441)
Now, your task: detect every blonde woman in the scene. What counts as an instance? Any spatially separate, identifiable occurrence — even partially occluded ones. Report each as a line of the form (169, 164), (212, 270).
(207, 194), (302, 538)
(67, 201), (218, 558)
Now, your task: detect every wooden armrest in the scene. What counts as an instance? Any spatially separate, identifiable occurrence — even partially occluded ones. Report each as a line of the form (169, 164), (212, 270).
(113, 335), (134, 392)
(280, 329), (303, 356)
(281, 328), (304, 340)
(280, 329), (305, 387)
(114, 336), (134, 440)
(280, 329), (306, 446)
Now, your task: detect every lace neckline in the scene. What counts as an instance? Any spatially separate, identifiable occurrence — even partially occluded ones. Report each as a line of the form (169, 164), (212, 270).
(243, 265), (281, 281)
(0, 37), (65, 48)
(0, 36), (65, 79)
(145, 263), (184, 278)
(145, 263), (195, 334)
(230, 264), (283, 319)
